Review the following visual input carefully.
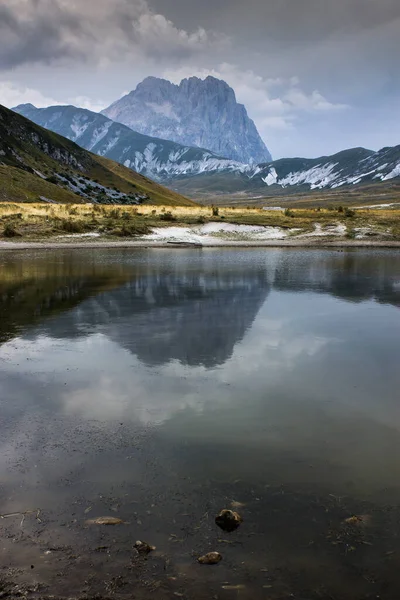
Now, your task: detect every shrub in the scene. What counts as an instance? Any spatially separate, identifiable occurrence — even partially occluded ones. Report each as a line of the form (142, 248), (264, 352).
(338, 205), (344, 213)
(46, 175), (58, 185)
(59, 219), (87, 233)
(344, 208), (355, 218)
(160, 211), (176, 222)
(111, 223), (150, 237)
(3, 223), (21, 238)
(212, 206), (219, 216)
(284, 208), (295, 218)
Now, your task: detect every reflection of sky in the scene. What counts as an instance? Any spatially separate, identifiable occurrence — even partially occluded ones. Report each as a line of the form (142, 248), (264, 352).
(1, 290), (399, 427)
(1, 249), (400, 503)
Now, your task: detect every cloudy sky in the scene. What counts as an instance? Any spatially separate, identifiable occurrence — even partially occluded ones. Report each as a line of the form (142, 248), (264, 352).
(0, 0), (399, 158)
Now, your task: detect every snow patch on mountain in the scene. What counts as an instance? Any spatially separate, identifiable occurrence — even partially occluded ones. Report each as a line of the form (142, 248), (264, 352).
(71, 115), (90, 139)
(280, 163), (338, 189)
(90, 121), (113, 149)
(382, 164), (400, 181)
(262, 167), (278, 185)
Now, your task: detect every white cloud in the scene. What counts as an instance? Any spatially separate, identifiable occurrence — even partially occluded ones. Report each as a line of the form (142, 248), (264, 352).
(0, 81), (108, 113)
(70, 95), (108, 113)
(164, 63), (349, 140)
(284, 89), (348, 112)
(0, 81), (61, 108)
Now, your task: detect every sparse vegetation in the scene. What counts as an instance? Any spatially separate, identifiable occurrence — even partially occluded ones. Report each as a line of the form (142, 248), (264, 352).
(0, 202), (399, 242)
(344, 207), (356, 218)
(160, 211), (177, 222)
(284, 208), (295, 218)
(3, 223), (21, 238)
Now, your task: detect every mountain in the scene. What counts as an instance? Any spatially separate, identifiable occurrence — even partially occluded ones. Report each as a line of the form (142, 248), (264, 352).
(0, 104), (194, 206)
(169, 146), (400, 198)
(13, 103), (400, 202)
(14, 103), (247, 181)
(252, 147), (400, 190)
(101, 76), (272, 164)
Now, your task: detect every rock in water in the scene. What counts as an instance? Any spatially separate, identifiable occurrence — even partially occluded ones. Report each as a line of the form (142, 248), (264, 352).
(134, 540), (156, 555)
(85, 517), (124, 525)
(198, 552), (222, 565)
(215, 509), (243, 532)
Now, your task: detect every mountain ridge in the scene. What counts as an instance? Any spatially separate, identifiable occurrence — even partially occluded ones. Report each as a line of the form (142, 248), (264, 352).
(0, 103), (194, 206)
(170, 145), (400, 198)
(13, 102), (247, 179)
(12, 103), (400, 199)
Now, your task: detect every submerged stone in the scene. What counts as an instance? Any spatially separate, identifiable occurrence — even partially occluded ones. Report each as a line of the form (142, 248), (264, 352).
(134, 540), (156, 555)
(198, 552), (222, 565)
(215, 509), (243, 532)
(85, 516), (124, 525)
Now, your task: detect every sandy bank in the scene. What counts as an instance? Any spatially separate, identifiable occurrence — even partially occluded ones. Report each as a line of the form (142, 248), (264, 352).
(1, 239), (400, 250)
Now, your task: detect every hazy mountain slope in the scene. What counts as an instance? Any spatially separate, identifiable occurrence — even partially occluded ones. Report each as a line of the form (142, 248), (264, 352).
(170, 146), (400, 198)
(0, 104), (195, 206)
(14, 103), (246, 181)
(102, 76), (272, 164)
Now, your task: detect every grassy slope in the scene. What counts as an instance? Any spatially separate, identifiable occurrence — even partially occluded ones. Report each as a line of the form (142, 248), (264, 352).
(94, 155), (195, 205)
(174, 176), (400, 208)
(0, 104), (195, 207)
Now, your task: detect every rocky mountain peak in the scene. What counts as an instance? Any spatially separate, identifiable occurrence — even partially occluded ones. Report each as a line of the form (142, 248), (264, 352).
(13, 103), (37, 112)
(102, 76), (272, 164)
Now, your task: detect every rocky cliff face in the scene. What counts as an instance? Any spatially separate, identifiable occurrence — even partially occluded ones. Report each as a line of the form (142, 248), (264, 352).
(102, 76), (272, 164)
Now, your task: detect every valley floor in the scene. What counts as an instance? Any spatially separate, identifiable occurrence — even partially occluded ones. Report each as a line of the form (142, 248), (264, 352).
(1, 202), (400, 248)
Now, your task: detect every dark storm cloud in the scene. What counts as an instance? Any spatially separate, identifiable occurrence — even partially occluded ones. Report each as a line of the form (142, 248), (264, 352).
(0, 2), (84, 68)
(0, 0), (399, 157)
(152, 0), (400, 43)
(0, 0), (226, 69)
(153, 0), (400, 99)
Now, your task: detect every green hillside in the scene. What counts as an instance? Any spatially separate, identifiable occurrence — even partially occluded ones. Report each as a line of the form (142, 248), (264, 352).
(0, 104), (195, 207)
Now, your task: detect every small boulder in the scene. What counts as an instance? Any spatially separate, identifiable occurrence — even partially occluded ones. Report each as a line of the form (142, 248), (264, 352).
(198, 552), (222, 565)
(134, 540), (156, 555)
(215, 509), (243, 532)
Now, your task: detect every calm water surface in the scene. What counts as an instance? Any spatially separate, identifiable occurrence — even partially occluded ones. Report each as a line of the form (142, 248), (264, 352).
(0, 248), (400, 599)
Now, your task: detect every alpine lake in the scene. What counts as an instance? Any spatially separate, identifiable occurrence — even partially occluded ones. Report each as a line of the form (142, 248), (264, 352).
(1, 247), (400, 600)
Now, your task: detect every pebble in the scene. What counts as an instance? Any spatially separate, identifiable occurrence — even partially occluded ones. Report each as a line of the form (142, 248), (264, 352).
(198, 552), (222, 565)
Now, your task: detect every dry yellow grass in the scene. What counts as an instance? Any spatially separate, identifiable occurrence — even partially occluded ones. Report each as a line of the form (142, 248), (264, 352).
(1, 202), (400, 241)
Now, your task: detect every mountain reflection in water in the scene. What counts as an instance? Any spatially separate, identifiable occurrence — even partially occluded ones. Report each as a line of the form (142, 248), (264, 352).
(0, 248), (399, 367)
(0, 248), (400, 600)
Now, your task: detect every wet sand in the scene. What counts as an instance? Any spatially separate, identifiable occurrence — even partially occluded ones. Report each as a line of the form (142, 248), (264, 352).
(1, 238), (400, 250)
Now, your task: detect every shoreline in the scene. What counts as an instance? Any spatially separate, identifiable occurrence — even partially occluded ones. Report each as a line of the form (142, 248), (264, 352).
(1, 239), (400, 250)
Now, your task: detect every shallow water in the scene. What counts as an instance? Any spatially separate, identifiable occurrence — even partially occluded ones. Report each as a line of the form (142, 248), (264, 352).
(0, 248), (400, 599)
